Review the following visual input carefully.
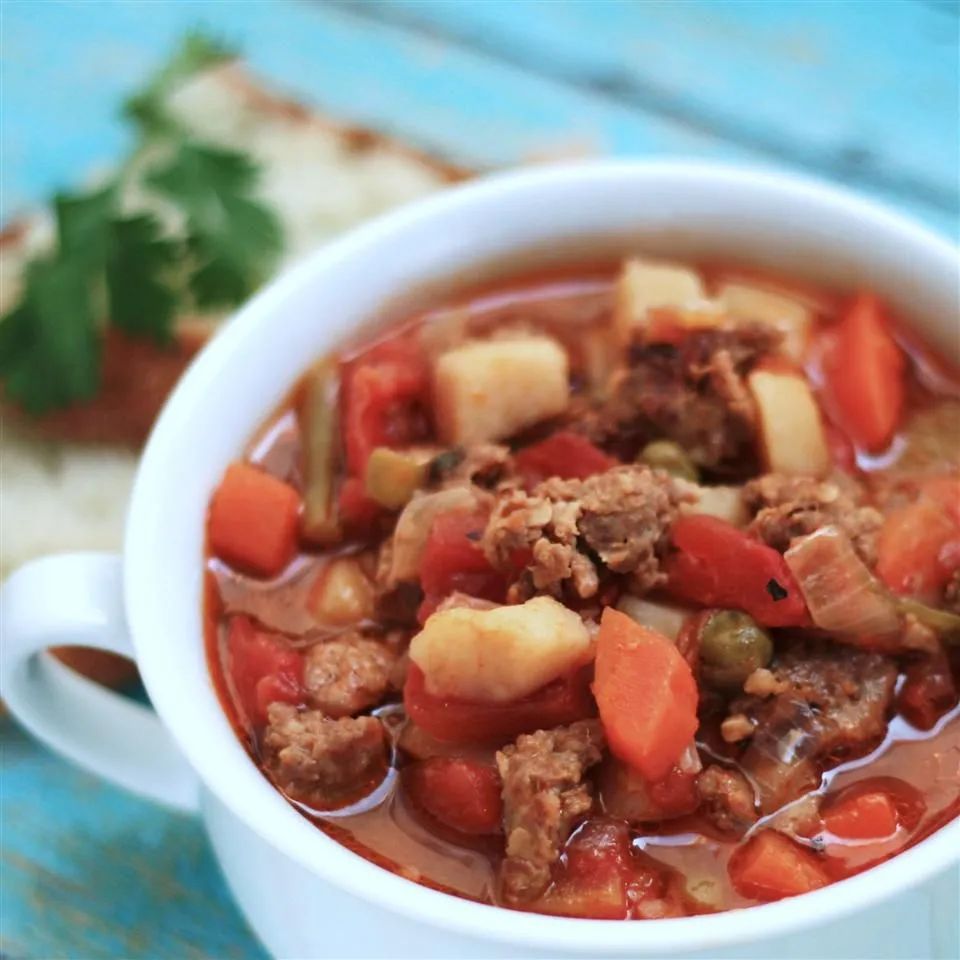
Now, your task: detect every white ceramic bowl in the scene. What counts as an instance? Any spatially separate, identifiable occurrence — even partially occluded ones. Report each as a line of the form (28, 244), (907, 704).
(3, 161), (958, 959)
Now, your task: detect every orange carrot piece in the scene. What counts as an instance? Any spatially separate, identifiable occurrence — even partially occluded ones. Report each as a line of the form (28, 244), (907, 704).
(729, 831), (830, 901)
(208, 462), (301, 577)
(823, 790), (899, 841)
(593, 608), (699, 781)
(824, 292), (905, 452)
(876, 498), (959, 601)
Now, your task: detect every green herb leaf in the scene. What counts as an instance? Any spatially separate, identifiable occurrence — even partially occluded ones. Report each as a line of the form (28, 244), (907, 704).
(106, 215), (180, 342)
(146, 142), (282, 308)
(1, 256), (100, 413)
(124, 29), (237, 137)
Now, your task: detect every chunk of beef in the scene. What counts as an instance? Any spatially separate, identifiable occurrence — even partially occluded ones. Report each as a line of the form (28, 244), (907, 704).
(262, 704), (388, 808)
(729, 644), (897, 812)
(744, 473), (883, 565)
(696, 765), (758, 835)
(586, 325), (780, 471)
(496, 720), (606, 903)
(483, 465), (684, 601)
(303, 633), (398, 718)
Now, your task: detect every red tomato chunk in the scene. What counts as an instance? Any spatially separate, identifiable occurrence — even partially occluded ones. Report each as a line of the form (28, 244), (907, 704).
(405, 758), (503, 835)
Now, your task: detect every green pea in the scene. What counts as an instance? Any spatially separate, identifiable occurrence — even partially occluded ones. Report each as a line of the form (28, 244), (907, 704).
(640, 440), (699, 482)
(699, 610), (773, 690)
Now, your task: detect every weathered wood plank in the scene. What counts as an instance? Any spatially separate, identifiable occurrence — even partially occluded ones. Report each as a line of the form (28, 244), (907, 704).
(2, 0), (955, 235)
(364, 0), (960, 219)
(0, 720), (266, 959)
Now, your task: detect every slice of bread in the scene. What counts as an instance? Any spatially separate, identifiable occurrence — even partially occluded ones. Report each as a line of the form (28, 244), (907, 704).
(2, 63), (470, 687)
(1, 62), (469, 582)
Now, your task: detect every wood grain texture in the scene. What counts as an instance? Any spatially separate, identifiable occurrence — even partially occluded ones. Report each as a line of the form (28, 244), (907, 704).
(1, 1), (957, 957)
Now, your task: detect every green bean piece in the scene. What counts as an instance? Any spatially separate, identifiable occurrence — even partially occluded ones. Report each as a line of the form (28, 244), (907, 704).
(897, 598), (960, 645)
(300, 359), (342, 545)
(640, 440), (699, 482)
(365, 447), (433, 510)
(699, 610), (773, 689)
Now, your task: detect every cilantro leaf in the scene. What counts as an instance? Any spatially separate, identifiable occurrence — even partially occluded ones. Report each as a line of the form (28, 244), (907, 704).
(1, 256), (100, 414)
(146, 143), (282, 308)
(55, 183), (116, 264)
(106, 215), (180, 343)
(124, 30), (237, 137)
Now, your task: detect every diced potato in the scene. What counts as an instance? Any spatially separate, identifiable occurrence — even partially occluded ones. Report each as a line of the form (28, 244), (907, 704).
(388, 486), (478, 583)
(718, 282), (813, 363)
(433, 336), (570, 444)
(308, 557), (375, 626)
(682, 484), (749, 527)
(616, 595), (691, 642)
(410, 595), (592, 702)
(748, 369), (830, 476)
(613, 258), (706, 342)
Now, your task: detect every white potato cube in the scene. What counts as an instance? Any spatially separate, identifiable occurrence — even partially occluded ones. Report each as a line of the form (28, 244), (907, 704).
(614, 257), (706, 341)
(748, 369), (830, 476)
(719, 282), (813, 363)
(682, 484), (749, 527)
(410, 595), (592, 702)
(434, 336), (569, 444)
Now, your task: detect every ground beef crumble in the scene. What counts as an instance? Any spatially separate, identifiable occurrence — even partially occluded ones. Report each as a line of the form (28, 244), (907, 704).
(496, 720), (606, 904)
(262, 704), (388, 808)
(483, 465), (685, 601)
(696, 765), (758, 835)
(744, 473), (883, 565)
(729, 644), (897, 812)
(582, 325), (781, 471)
(303, 633), (398, 718)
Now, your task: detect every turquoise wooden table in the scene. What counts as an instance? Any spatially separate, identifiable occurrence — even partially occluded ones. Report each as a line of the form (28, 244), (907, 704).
(2, 2), (957, 957)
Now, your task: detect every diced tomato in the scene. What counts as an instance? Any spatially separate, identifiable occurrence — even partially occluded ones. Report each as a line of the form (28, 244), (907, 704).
(225, 615), (304, 726)
(417, 509), (506, 621)
(876, 498), (959, 601)
(593, 608), (699, 781)
(515, 431), (618, 485)
(728, 830), (830, 901)
(539, 820), (632, 919)
(821, 292), (905, 453)
(208, 462), (301, 577)
(647, 763), (701, 816)
(403, 663), (595, 745)
(665, 515), (809, 627)
(404, 757), (503, 835)
(822, 788), (899, 841)
(337, 476), (383, 533)
(342, 336), (429, 476)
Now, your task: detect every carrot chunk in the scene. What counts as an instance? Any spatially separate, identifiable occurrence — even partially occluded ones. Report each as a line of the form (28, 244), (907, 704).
(729, 831), (830, 901)
(208, 462), (301, 577)
(593, 608), (699, 781)
(822, 292), (905, 453)
(823, 790), (899, 841)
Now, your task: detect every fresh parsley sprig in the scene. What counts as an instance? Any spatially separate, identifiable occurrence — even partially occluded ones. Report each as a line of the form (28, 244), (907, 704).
(1, 31), (283, 414)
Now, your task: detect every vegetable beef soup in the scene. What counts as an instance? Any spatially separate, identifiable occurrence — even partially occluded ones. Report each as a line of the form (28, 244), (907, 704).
(204, 256), (960, 918)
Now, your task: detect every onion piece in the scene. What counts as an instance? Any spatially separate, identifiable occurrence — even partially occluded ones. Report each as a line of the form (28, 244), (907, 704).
(784, 525), (900, 638)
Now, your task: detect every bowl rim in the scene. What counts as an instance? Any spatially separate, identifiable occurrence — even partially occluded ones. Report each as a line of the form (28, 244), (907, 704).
(126, 159), (960, 954)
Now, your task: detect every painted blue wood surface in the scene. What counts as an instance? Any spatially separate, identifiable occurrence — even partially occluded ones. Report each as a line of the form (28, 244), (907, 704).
(1, 2), (957, 958)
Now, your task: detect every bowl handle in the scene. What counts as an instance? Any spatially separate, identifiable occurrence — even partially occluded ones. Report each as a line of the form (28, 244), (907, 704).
(1, 553), (199, 812)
